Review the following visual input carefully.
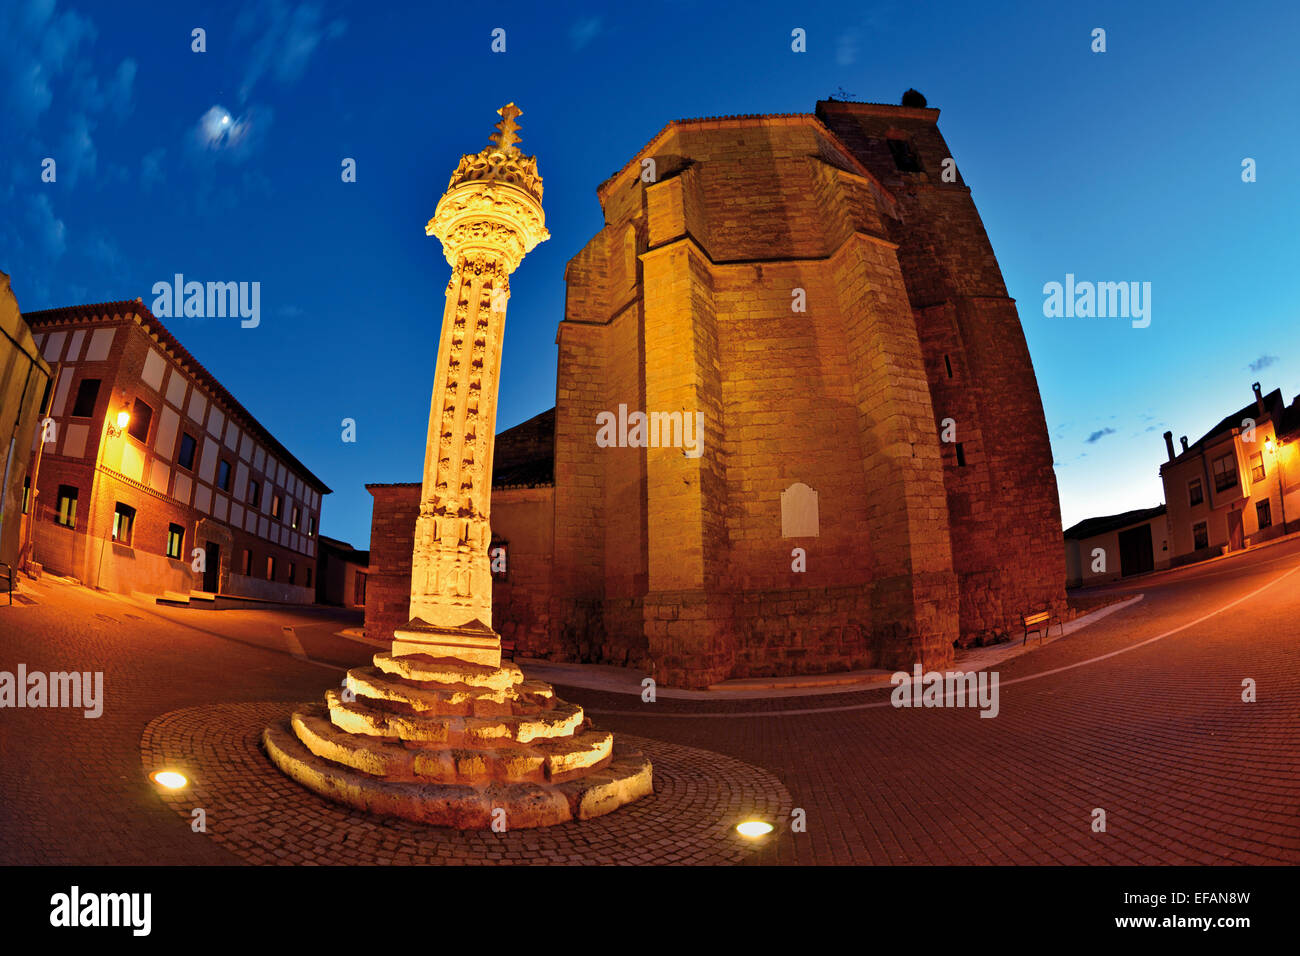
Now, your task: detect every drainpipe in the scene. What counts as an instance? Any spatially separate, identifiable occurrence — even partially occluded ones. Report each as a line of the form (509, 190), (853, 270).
(21, 361), (60, 572)
(1278, 440), (1290, 533)
(0, 362), (35, 547)
(0, 324), (51, 563)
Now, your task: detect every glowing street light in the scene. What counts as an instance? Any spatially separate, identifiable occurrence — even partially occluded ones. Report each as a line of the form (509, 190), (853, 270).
(736, 820), (774, 838)
(106, 408), (131, 438)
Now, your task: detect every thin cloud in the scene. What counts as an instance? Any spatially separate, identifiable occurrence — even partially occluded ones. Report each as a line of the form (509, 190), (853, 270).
(570, 16), (603, 50)
(58, 111), (97, 186)
(72, 56), (136, 117)
(1085, 428), (1117, 444)
(1247, 354), (1279, 373)
(85, 232), (124, 271)
(836, 30), (859, 66)
(236, 1), (347, 103)
(140, 147), (165, 189)
(26, 194), (66, 259)
(0, 0), (97, 125)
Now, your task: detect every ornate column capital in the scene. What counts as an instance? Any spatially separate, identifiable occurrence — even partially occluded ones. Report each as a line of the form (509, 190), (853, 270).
(426, 103), (549, 274)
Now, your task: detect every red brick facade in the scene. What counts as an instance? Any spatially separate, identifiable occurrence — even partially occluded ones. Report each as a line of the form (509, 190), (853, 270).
(20, 303), (328, 601)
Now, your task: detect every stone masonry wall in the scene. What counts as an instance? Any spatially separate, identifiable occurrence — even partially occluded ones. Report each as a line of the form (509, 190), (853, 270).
(365, 482), (558, 654)
(363, 484), (421, 642)
(559, 115), (966, 686)
(816, 100), (1067, 644)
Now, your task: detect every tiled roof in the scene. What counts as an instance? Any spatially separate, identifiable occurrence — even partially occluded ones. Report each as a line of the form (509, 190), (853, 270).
(1064, 504), (1166, 540)
(365, 407), (556, 493)
(596, 108), (899, 206)
(24, 299), (331, 494)
(317, 535), (369, 563)
(1168, 388), (1284, 463)
(491, 407), (554, 486)
(491, 456), (553, 489)
(1277, 394), (1300, 441)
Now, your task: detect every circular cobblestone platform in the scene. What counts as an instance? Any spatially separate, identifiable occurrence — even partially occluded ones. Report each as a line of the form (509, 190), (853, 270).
(140, 701), (792, 865)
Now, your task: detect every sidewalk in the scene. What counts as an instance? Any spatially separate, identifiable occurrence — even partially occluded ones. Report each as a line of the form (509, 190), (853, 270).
(517, 593), (1145, 701)
(1074, 527), (1300, 593)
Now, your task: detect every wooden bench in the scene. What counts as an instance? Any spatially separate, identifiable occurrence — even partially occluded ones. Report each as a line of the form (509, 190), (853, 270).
(1022, 610), (1053, 646)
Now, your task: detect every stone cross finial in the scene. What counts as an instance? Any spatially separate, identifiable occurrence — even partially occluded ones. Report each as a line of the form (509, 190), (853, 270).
(491, 102), (523, 153)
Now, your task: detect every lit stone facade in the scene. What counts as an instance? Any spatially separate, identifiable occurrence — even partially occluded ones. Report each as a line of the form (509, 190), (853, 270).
(366, 95), (1068, 690)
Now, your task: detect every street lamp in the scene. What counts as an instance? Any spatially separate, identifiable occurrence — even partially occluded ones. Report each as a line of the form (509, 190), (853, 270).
(1266, 436), (1288, 532)
(91, 405), (131, 587)
(107, 409), (130, 438)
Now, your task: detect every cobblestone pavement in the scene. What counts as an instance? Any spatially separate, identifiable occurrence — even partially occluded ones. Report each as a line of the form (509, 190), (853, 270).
(142, 703), (790, 865)
(3, 538), (1299, 864)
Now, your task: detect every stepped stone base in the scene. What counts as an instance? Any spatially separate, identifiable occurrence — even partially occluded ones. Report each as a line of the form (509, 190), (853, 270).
(391, 618), (502, 666)
(262, 645), (653, 828)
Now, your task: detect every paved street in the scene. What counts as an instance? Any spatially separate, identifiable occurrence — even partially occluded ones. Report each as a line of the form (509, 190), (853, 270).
(2, 537), (1299, 865)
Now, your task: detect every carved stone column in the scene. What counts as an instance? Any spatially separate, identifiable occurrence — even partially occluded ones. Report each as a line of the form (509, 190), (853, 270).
(262, 105), (651, 830)
(394, 104), (549, 662)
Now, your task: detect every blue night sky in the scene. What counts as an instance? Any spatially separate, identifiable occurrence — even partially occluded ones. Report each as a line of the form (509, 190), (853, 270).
(3, 0), (1298, 549)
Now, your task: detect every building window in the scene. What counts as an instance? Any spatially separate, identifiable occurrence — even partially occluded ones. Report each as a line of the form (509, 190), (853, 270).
(22, 476), (30, 515)
(354, 571), (367, 606)
(112, 503), (136, 545)
(887, 136), (923, 172)
(1250, 452), (1265, 482)
(55, 485), (78, 527)
(129, 398), (153, 443)
(290, 504), (300, 530)
(248, 478), (260, 506)
(241, 549), (252, 575)
(1212, 453), (1238, 493)
(955, 442), (967, 467)
(217, 459), (232, 492)
(307, 515), (315, 537)
(166, 523), (184, 559)
(177, 433), (198, 471)
(1192, 521), (1209, 550)
(305, 566), (313, 588)
(71, 378), (101, 418)
(1257, 499), (1273, 529)
(1188, 477), (1204, 507)
(288, 561), (296, 584)
(271, 493), (282, 519)
(266, 556), (277, 580)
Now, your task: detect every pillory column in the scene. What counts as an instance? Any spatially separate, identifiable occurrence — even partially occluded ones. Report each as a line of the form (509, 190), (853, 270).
(262, 105), (652, 828)
(394, 103), (549, 661)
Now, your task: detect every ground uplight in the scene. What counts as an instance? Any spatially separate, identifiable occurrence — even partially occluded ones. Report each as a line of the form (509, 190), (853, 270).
(149, 770), (188, 790)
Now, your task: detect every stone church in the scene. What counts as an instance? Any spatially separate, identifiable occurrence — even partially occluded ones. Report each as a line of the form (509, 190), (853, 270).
(366, 94), (1066, 689)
